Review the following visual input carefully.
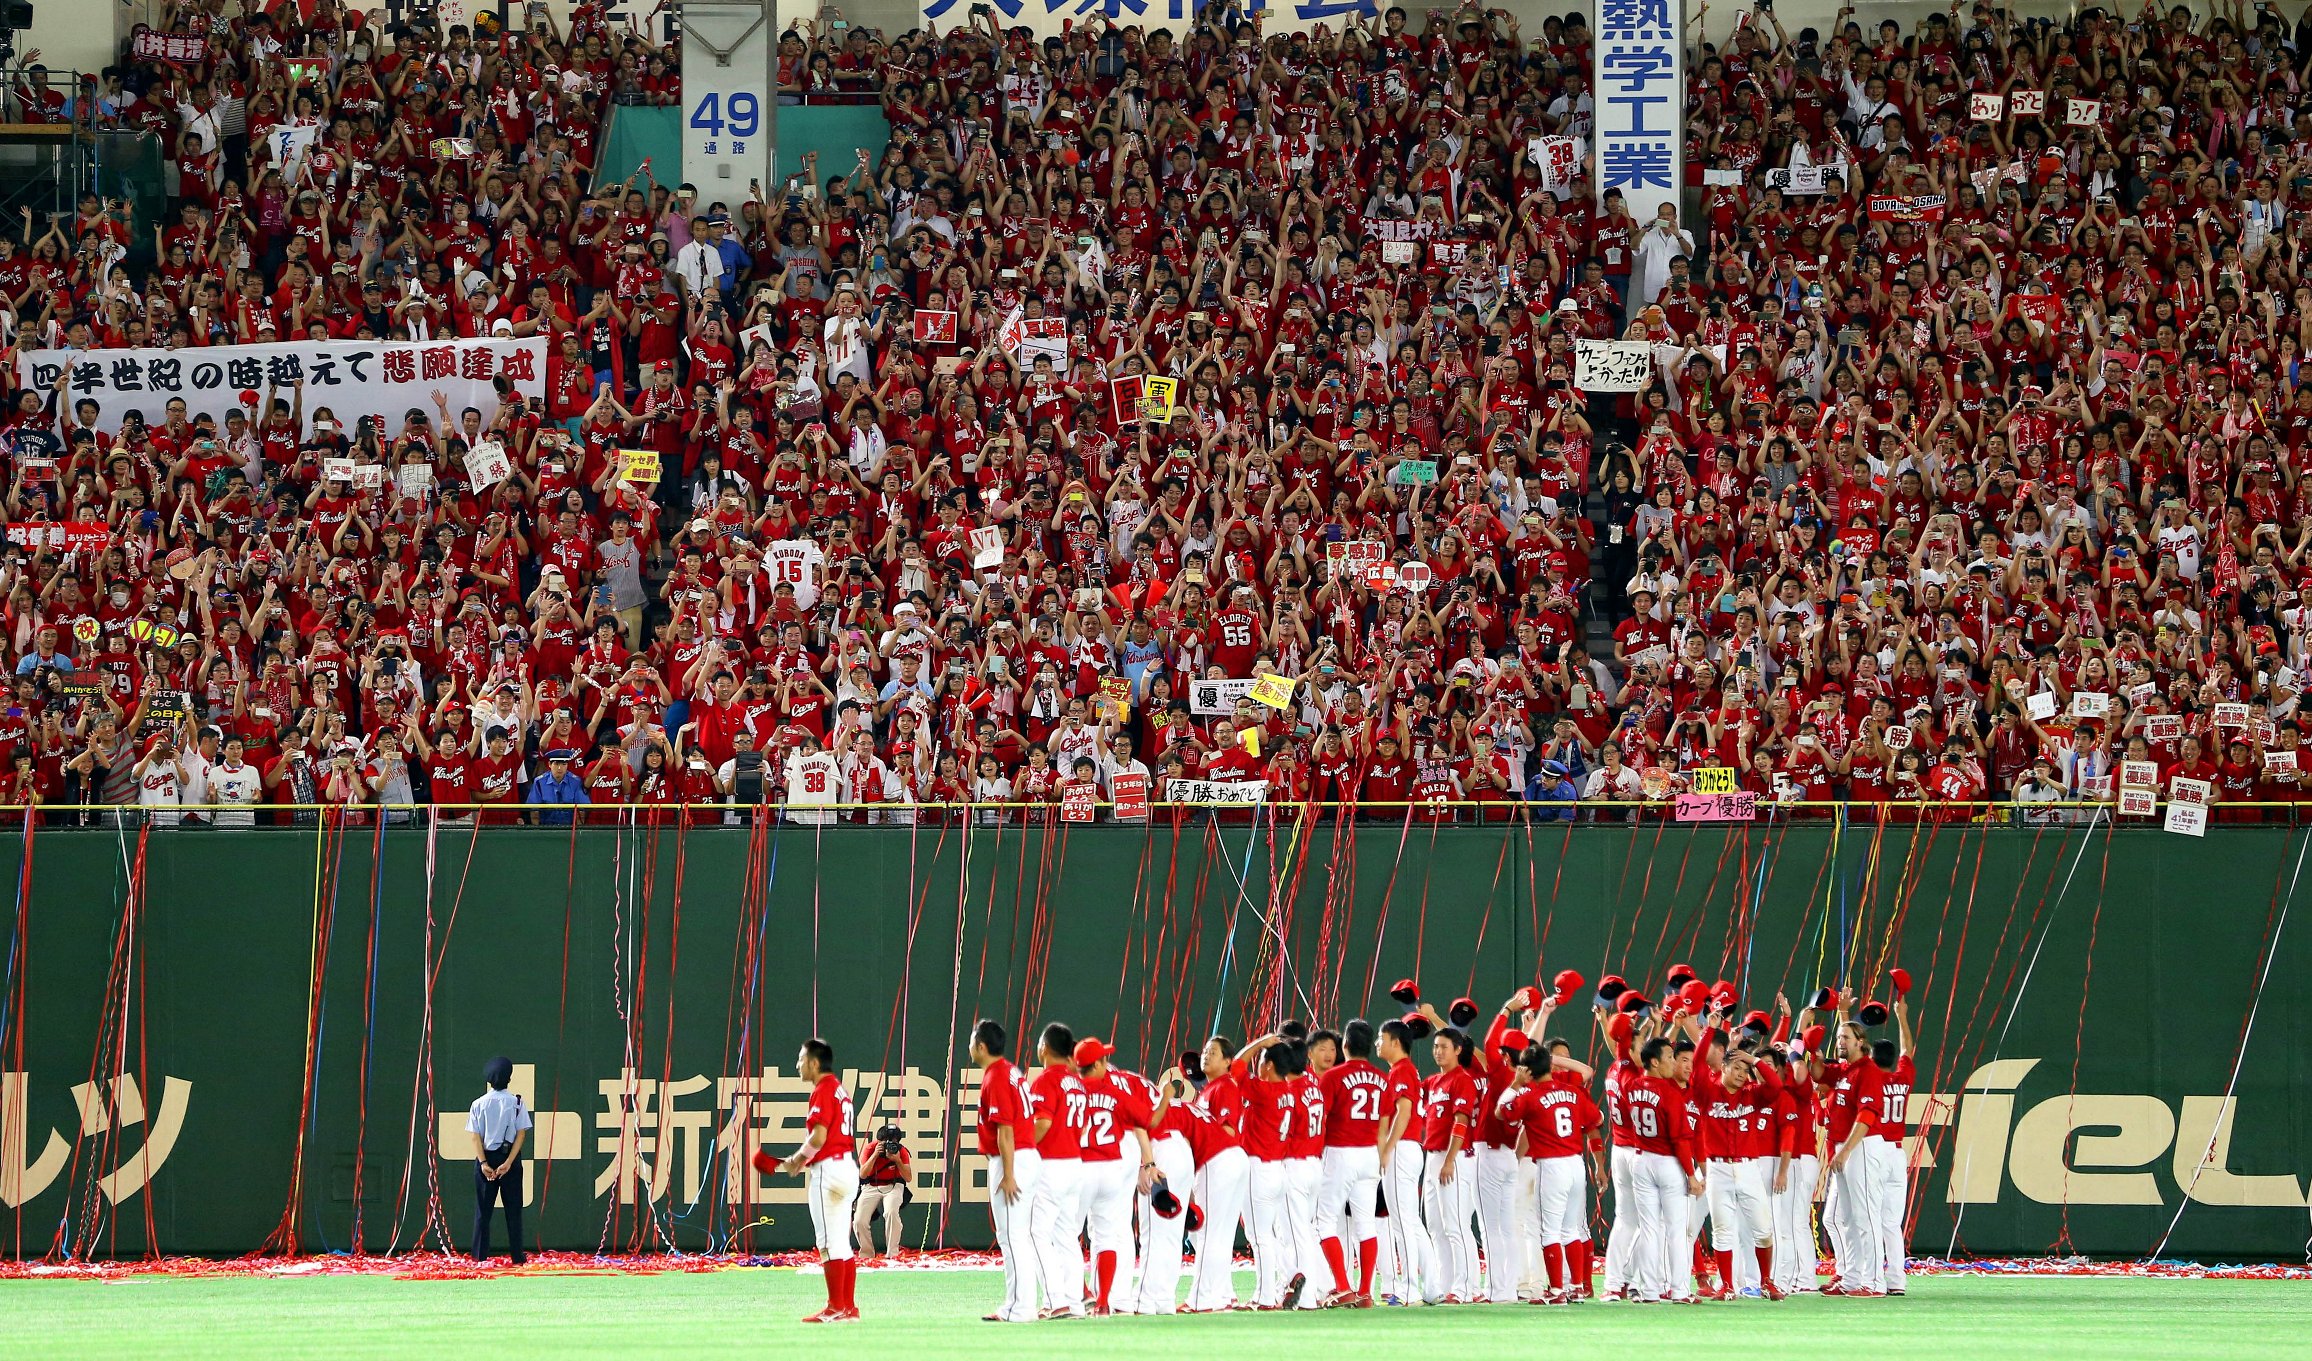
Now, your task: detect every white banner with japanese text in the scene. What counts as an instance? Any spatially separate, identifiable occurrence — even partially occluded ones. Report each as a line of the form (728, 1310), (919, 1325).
(1593, 0), (1683, 224)
(17, 338), (548, 440)
(918, 0), (1380, 42)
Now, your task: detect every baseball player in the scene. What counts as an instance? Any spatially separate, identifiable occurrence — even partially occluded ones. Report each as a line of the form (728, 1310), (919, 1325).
(1186, 1036), (1250, 1312)
(1503, 1035), (1601, 1303)
(1815, 1013), (1889, 1296)
(1313, 1020), (1387, 1307)
(1071, 1037), (1164, 1315)
(1027, 1023), (1090, 1319)
(970, 1018), (1044, 1323)
(1691, 1019), (1784, 1300)
(774, 1038), (861, 1323)
(1374, 1017), (1434, 1305)
(1872, 982), (1921, 1295)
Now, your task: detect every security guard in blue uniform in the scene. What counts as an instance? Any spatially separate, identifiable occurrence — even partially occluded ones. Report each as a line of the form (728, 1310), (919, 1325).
(467, 1056), (533, 1264)
(525, 749), (589, 825)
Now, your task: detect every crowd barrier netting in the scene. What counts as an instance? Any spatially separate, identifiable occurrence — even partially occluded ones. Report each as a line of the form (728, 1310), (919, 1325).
(0, 809), (2305, 1262)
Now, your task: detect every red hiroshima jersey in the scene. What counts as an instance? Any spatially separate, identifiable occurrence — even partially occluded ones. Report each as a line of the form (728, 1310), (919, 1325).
(1691, 1062), (1778, 1161)
(1819, 1057), (1885, 1145)
(1873, 1055), (1916, 1144)
(1604, 1057), (1641, 1142)
(1028, 1063), (1086, 1159)
(1242, 1071), (1304, 1161)
(1077, 1069), (1157, 1162)
(1504, 1074), (1602, 1159)
(1187, 1073), (1245, 1165)
(805, 1073), (856, 1164)
(1419, 1066), (1479, 1153)
(1287, 1074), (1325, 1158)
(975, 1058), (1037, 1156)
(1320, 1057), (1389, 1147)
(1623, 1074), (1698, 1171)
(1384, 1056), (1426, 1146)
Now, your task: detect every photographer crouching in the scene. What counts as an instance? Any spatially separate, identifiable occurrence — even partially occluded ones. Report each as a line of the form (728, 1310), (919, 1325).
(852, 1121), (912, 1260)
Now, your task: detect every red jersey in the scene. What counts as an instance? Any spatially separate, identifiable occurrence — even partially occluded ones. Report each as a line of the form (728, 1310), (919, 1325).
(1419, 1067), (1479, 1154)
(1187, 1074), (1245, 1166)
(1077, 1069), (1157, 1162)
(974, 1058), (1036, 1157)
(1027, 1063), (1086, 1159)
(1383, 1056), (1426, 1147)
(1504, 1074), (1602, 1159)
(1472, 1045), (1518, 1148)
(1819, 1057), (1886, 1146)
(1319, 1057), (1389, 1148)
(1287, 1075), (1325, 1159)
(1691, 1061), (1777, 1161)
(1623, 1074), (1698, 1172)
(805, 1073), (856, 1164)
(1872, 1055), (1916, 1145)
(1775, 1069), (1817, 1158)
(1603, 1057), (1641, 1143)
(1111, 1066), (1189, 1141)
(1241, 1072), (1301, 1161)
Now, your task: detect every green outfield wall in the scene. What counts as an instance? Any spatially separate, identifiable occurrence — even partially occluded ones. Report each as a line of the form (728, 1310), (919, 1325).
(0, 818), (2303, 1261)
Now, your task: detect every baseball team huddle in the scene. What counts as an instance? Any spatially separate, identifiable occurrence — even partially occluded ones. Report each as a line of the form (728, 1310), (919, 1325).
(764, 966), (1921, 1323)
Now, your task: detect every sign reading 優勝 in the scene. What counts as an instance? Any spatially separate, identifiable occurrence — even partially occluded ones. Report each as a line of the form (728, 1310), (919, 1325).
(0, 825), (2302, 1259)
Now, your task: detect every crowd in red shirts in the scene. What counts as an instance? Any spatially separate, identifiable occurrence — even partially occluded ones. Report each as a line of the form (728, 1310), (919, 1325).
(3, 0), (2311, 826)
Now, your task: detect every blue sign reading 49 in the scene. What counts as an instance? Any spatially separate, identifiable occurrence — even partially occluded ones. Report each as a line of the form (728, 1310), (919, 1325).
(688, 91), (763, 141)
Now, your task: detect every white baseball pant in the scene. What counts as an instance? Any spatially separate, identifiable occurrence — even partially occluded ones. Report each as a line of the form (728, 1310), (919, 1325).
(1869, 1137), (1909, 1291)
(1246, 1156), (1293, 1306)
(1190, 1146), (1249, 1311)
(1380, 1143), (1432, 1303)
(1630, 1150), (1692, 1303)
(1029, 1153), (1085, 1314)
(805, 1154), (859, 1260)
(1602, 1144), (1637, 1295)
(1707, 1157), (1773, 1252)
(1422, 1148), (1479, 1301)
(1285, 1156), (1325, 1308)
(1830, 1147), (1884, 1292)
(1079, 1155), (1138, 1305)
(987, 1149), (1045, 1322)
(1473, 1144), (1523, 1302)
(1132, 1134), (1194, 1314)
(1514, 1157), (1545, 1297)
(1771, 1153), (1820, 1292)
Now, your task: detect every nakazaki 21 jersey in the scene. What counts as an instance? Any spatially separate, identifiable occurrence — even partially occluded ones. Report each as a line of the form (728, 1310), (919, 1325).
(1320, 1057), (1389, 1147)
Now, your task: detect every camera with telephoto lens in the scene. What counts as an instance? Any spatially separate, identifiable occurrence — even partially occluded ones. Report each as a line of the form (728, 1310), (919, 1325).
(877, 1123), (903, 1154)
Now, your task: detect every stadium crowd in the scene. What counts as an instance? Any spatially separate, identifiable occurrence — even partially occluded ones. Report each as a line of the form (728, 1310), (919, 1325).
(2, 0), (2310, 825)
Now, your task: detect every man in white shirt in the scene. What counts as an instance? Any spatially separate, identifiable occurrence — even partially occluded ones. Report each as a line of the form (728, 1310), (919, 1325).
(210, 737), (263, 827)
(673, 215), (731, 309)
(177, 725), (220, 823)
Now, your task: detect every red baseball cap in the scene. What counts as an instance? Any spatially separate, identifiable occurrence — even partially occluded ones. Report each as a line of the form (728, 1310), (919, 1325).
(1071, 1038), (1114, 1066)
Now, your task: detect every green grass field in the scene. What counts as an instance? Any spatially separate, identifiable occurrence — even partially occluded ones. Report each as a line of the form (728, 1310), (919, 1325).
(3, 1269), (2308, 1360)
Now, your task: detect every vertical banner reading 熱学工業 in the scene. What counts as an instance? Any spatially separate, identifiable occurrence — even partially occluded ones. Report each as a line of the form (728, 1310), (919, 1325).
(1594, 0), (1684, 224)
